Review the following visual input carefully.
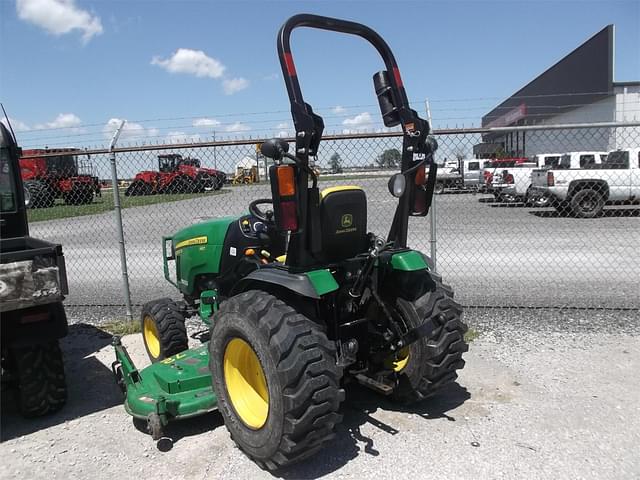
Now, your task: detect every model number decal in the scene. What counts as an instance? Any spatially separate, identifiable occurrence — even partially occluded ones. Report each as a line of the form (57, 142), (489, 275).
(175, 236), (208, 250)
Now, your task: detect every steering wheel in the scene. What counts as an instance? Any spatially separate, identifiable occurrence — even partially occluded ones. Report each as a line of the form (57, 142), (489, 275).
(249, 198), (274, 222)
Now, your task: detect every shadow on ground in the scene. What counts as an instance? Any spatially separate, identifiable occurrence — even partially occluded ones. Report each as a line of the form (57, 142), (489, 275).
(277, 382), (470, 479)
(529, 208), (640, 218)
(1, 324), (120, 441)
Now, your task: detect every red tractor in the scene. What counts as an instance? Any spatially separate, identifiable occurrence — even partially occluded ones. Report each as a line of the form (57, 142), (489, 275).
(20, 148), (101, 208)
(125, 154), (226, 196)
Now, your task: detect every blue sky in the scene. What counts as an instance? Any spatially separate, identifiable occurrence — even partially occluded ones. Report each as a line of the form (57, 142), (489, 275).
(1, 0), (638, 148)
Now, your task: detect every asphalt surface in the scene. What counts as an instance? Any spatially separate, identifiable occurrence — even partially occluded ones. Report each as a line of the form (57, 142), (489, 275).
(27, 178), (640, 323)
(1, 308), (638, 479)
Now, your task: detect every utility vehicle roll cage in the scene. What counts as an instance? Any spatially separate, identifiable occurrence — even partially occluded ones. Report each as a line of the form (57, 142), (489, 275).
(275, 14), (438, 267)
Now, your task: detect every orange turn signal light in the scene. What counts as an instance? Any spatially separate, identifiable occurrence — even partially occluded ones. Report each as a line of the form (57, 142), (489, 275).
(277, 165), (296, 196)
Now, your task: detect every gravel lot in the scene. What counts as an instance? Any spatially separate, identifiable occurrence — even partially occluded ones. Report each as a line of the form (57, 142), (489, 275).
(1, 308), (639, 479)
(28, 179), (640, 323)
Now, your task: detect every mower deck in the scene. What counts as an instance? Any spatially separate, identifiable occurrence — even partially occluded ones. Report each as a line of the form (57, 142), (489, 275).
(112, 338), (217, 439)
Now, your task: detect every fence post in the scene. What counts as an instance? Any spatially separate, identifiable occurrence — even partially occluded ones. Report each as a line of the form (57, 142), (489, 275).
(425, 99), (437, 271)
(108, 120), (133, 321)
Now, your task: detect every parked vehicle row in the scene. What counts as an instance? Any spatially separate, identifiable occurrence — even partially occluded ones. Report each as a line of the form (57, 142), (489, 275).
(529, 148), (640, 217)
(431, 158), (525, 194)
(491, 151), (608, 207)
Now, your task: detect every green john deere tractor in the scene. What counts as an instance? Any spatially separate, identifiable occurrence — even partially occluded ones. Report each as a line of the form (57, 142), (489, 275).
(113, 13), (468, 470)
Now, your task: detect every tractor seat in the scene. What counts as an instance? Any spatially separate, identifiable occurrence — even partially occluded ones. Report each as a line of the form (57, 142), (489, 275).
(318, 186), (368, 262)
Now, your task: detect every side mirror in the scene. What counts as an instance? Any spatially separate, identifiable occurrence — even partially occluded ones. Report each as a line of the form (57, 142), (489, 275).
(388, 173), (406, 198)
(260, 138), (289, 160)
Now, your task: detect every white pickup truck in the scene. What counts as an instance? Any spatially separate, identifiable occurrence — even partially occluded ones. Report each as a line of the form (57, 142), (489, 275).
(530, 148), (640, 217)
(432, 159), (492, 194)
(493, 152), (607, 206)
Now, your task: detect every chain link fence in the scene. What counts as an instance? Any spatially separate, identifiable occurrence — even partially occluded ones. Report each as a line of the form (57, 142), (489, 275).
(22, 123), (640, 316)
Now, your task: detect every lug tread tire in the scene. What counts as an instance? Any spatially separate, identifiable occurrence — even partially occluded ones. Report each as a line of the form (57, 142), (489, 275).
(392, 279), (468, 403)
(13, 340), (67, 417)
(25, 181), (55, 208)
(141, 299), (188, 362)
(210, 290), (344, 471)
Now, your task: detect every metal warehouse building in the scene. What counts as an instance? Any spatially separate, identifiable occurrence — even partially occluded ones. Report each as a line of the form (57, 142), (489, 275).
(474, 25), (640, 158)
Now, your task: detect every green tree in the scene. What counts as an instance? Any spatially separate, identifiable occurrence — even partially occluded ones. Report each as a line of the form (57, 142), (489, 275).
(328, 152), (343, 173)
(376, 148), (401, 168)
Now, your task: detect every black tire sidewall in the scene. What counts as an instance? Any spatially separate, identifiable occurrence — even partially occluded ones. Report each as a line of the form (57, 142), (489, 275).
(393, 298), (429, 384)
(209, 309), (285, 457)
(571, 189), (604, 218)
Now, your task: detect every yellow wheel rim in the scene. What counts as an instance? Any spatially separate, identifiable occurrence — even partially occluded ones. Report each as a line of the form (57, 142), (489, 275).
(143, 315), (161, 359)
(223, 338), (269, 429)
(387, 347), (410, 372)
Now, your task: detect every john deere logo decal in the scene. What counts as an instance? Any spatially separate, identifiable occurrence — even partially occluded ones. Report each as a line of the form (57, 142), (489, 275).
(341, 214), (353, 228)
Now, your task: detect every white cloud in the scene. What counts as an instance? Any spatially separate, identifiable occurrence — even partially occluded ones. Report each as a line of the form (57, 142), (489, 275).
(332, 105), (346, 114)
(225, 122), (250, 133)
(35, 112), (82, 129)
(222, 77), (249, 95)
(166, 131), (190, 143)
(1, 117), (31, 132)
(342, 112), (374, 133)
(151, 48), (225, 79)
(274, 122), (291, 138)
(192, 117), (220, 128)
(103, 118), (160, 143)
(16, 0), (103, 42)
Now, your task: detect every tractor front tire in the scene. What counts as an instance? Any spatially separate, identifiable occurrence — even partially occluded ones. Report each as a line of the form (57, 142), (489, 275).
(209, 290), (344, 471)
(391, 279), (468, 404)
(12, 340), (67, 417)
(141, 299), (188, 363)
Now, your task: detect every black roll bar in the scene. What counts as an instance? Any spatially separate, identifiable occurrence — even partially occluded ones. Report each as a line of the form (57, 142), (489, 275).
(276, 14), (436, 260)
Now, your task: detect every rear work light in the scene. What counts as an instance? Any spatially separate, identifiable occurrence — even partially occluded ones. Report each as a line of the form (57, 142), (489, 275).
(547, 171), (555, 186)
(271, 164), (299, 232)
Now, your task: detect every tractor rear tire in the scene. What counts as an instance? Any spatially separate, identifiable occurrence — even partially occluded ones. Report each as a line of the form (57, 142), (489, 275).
(391, 280), (468, 404)
(209, 290), (344, 471)
(12, 340), (67, 417)
(166, 176), (194, 194)
(125, 180), (151, 197)
(195, 173), (217, 193)
(141, 298), (188, 363)
(25, 181), (55, 208)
